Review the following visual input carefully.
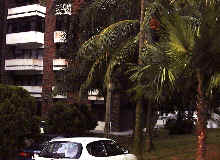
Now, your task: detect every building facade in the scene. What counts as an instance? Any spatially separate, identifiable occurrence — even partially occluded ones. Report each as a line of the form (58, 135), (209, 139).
(4, 0), (67, 114)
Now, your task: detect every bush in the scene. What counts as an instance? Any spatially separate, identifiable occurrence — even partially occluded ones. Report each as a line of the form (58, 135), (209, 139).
(45, 102), (97, 137)
(165, 118), (195, 135)
(0, 84), (40, 159)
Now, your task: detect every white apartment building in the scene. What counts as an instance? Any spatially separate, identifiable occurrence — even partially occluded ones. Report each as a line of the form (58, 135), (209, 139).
(5, 0), (68, 113)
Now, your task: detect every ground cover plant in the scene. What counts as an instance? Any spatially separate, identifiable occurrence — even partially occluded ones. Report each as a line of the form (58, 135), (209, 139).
(92, 128), (220, 160)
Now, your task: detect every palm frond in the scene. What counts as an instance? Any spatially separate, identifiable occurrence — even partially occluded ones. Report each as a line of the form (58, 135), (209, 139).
(114, 35), (139, 64)
(208, 74), (220, 93)
(81, 54), (107, 90)
(77, 20), (139, 58)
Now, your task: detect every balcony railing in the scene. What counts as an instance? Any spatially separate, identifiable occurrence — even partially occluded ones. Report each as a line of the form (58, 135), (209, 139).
(20, 86), (66, 98)
(8, 4), (46, 19)
(20, 86), (42, 98)
(54, 31), (66, 43)
(88, 90), (104, 101)
(53, 59), (67, 70)
(6, 31), (44, 46)
(5, 59), (67, 71)
(20, 85), (103, 100)
(5, 59), (43, 71)
(7, 31), (67, 46)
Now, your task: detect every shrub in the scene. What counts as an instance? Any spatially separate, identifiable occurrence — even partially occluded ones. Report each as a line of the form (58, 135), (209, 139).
(165, 118), (195, 135)
(0, 84), (40, 159)
(45, 102), (97, 137)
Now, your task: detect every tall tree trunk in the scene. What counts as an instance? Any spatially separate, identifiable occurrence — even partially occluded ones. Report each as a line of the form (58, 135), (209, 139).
(67, 0), (85, 104)
(0, 0), (8, 84)
(133, 100), (144, 158)
(42, 0), (56, 117)
(105, 79), (113, 138)
(196, 69), (208, 160)
(146, 101), (154, 152)
(111, 91), (121, 132)
(133, 0), (145, 158)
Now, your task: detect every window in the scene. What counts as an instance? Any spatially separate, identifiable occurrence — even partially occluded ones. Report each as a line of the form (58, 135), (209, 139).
(87, 140), (127, 157)
(40, 141), (82, 159)
(7, 17), (44, 33)
(104, 140), (125, 156)
(87, 141), (107, 157)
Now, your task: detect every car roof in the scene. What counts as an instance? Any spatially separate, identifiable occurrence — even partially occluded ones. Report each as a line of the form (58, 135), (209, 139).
(50, 137), (112, 145)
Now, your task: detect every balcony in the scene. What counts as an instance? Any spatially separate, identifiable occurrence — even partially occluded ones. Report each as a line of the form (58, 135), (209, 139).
(54, 31), (66, 43)
(5, 59), (43, 71)
(19, 86), (104, 100)
(20, 86), (42, 98)
(6, 31), (67, 47)
(6, 31), (44, 47)
(8, 4), (46, 19)
(20, 86), (66, 98)
(88, 90), (104, 101)
(53, 59), (67, 70)
(5, 59), (67, 71)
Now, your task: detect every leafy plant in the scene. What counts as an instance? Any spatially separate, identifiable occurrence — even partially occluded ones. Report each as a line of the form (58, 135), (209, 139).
(0, 84), (40, 159)
(45, 102), (97, 136)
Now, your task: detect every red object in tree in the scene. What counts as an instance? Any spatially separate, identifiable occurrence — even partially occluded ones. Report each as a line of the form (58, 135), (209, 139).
(149, 18), (160, 30)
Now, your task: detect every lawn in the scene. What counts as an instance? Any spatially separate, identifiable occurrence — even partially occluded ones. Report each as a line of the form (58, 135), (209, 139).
(105, 128), (220, 160)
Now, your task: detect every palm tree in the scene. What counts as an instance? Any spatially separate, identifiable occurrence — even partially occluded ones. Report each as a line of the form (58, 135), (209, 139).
(165, 2), (220, 159)
(76, 20), (139, 137)
(132, 0), (146, 157)
(56, 0), (140, 137)
(130, 1), (220, 159)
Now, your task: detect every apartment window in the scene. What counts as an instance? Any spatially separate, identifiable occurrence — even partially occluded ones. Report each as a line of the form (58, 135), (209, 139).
(12, 48), (43, 59)
(15, 49), (23, 59)
(7, 16), (44, 33)
(15, 75), (42, 86)
(14, 0), (38, 7)
(11, 22), (18, 33)
(7, 24), (13, 33)
(23, 49), (32, 59)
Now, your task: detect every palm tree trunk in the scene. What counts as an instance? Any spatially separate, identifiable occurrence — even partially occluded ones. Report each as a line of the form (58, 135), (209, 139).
(42, 0), (56, 117)
(146, 101), (154, 152)
(133, 100), (144, 157)
(111, 91), (121, 132)
(105, 79), (113, 138)
(196, 69), (208, 160)
(133, 0), (145, 158)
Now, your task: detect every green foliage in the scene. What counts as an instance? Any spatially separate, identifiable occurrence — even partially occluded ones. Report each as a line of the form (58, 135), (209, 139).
(0, 84), (40, 159)
(56, 0), (141, 95)
(165, 119), (195, 135)
(45, 102), (97, 136)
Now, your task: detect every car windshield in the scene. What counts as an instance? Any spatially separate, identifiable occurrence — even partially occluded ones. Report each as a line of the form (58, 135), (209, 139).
(40, 141), (82, 159)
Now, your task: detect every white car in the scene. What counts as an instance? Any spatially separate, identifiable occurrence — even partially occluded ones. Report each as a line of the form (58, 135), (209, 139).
(33, 137), (137, 160)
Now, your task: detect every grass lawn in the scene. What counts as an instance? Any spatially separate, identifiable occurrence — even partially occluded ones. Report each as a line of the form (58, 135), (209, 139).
(103, 128), (220, 160)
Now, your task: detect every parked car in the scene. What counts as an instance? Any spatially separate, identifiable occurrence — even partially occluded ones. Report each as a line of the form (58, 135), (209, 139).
(34, 137), (137, 160)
